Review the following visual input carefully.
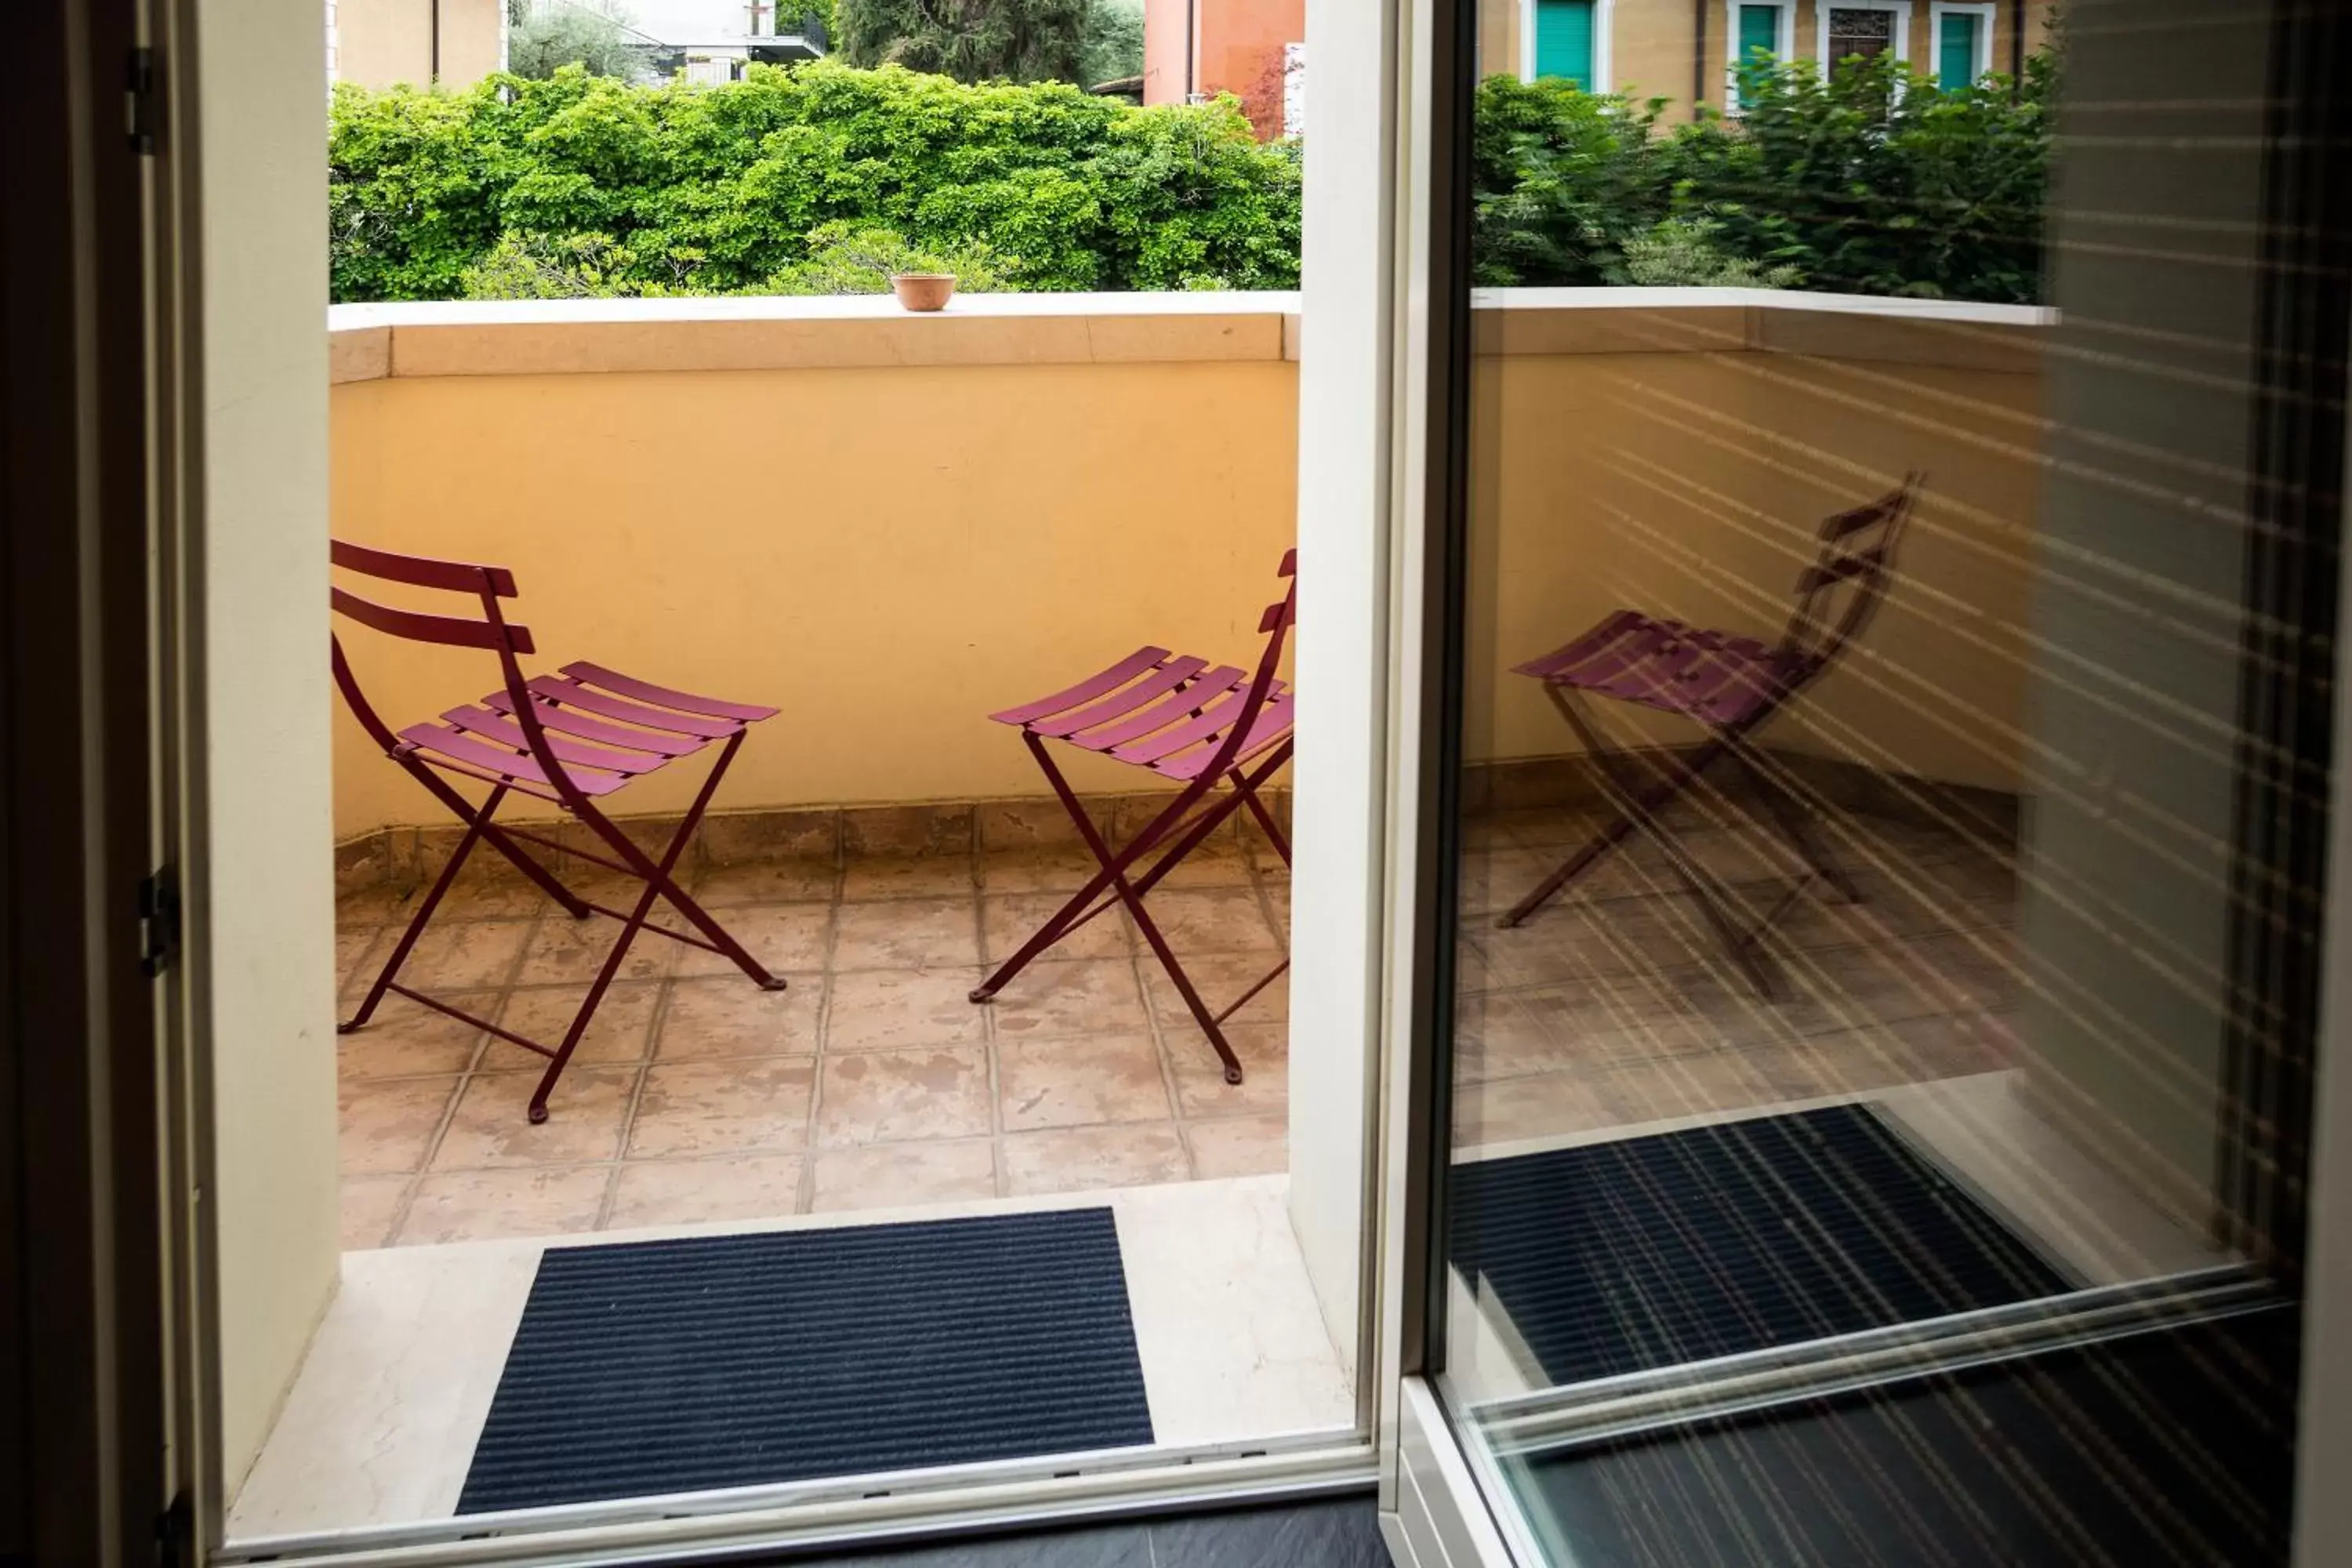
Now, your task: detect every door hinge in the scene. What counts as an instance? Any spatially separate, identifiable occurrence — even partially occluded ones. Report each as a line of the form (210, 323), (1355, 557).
(155, 1489), (192, 1568)
(139, 867), (180, 978)
(127, 46), (158, 155)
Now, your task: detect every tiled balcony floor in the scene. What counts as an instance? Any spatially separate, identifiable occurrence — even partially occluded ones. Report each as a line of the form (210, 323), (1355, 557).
(334, 787), (2017, 1251)
(334, 815), (1293, 1250)
(1451, 794), (2020, 1155)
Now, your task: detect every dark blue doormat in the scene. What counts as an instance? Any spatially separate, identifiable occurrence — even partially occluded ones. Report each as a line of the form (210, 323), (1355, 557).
(1447, 1102), (2074, 1387)
(457, 1207), (1156, 1513)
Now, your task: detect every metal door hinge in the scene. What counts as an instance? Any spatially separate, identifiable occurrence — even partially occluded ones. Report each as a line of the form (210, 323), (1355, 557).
(127, 47), (158, 155)
(139, 867), (180, 978)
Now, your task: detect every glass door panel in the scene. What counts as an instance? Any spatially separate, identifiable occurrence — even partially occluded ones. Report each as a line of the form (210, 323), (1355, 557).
(1426, 0), (2346, 1557)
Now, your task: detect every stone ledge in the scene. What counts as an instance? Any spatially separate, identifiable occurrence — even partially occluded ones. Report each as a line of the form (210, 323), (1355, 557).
(326, 287), (2052, 383)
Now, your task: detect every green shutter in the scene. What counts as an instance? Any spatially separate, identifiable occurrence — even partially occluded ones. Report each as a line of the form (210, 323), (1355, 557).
(1532, 0), (1596, 88)
(1937, 11), (1980, 90)
(1734, 5), (1780, 106)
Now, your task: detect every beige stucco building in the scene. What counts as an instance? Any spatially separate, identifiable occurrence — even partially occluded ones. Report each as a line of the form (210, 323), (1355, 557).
(328, 0), (507, 89)
(1479, 0), (2057, 117)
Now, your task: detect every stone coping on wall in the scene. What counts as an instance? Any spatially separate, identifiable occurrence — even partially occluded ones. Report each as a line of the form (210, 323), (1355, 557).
(327, 287), (2054, 383)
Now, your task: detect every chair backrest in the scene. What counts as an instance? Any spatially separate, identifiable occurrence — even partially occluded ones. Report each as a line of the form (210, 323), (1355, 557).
(329, 539), (537, 757)
(1775, 474), (1922, 677)
(1195, 548), (1298, 783)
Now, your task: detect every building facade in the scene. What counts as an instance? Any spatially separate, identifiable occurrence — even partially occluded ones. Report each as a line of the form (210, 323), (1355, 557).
(329, 0), (507, 89)
(1479, 0), (2058, 115)
(1141, 0), (1309, 139)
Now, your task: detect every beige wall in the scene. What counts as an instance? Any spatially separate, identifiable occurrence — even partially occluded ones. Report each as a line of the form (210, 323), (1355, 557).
(1483, 0), (2059, 115)
(328, 310), (1302, 839)
(204, 0), (342, 1503)
(1464, 309), (2045, 795)
(327, 297), (2042, 847)
(335, 0), (503, 90)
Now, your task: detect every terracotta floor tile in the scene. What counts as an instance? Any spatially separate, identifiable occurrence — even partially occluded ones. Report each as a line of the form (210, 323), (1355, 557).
(1142, 952), (1288, 1032)
(653, 974), (822, 1061)
(339, 1174), (411, 1251)
(995, 1033), (1171, 1131)
(336, 886), (405, 931)
(512, 913), (673, 988)
(339, 1076), (460, 1177)
(840, 855), (978, 902)
(395, 1167), (612, 1246)
(605, 1153), (806, 1230)
(986, 957), (1152, 1040)
(433, 865), (552, 921)
(432, 1065), (637, 1170)
(1168, 1021), (1286, 1117)
(978, 845), (1100, 895)
(1138, 887), (1280, 955)
(480, 981), (663, 1071)
(1143, 834), (1258, 890)
(627, 1057), (816, 1159)
(982, 891), (1131, 964)
(1186, 1114), (1287, 1178)
(336, 993), (491, 1080)
(824, 966), (988, 1052)
(673, 903), (833, 977)
(1003, 1125), (1189, 1196)
(808, 1139), (997, 1213)
(335, 927), (384, 999)
(393, 919), (531, 992)
(830, 897), (982, 971)
(815, 1046), (993, 1147)
(975, 799), (1098, 851)
(692, 858), (837, 907)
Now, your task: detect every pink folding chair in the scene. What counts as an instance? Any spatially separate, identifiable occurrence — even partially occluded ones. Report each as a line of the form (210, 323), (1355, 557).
(332, 539), (785, 1122)
(971, 551), (1297, 1083)
(1498, 477), (1922, 998)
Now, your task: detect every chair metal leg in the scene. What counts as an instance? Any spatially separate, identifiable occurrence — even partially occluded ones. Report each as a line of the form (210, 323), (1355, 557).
(1525, 687), (1786, 1000)
(1729, 740), (1863, 904)
(342, 783), (510, 1033)
(396, 753), (591, 920)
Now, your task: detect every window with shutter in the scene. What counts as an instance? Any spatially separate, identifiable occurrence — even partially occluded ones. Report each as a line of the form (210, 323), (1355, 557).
(1531, 0), (1597, 88)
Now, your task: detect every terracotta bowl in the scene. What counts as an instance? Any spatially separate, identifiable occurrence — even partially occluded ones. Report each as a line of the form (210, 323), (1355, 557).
(891, 273), (957, 312)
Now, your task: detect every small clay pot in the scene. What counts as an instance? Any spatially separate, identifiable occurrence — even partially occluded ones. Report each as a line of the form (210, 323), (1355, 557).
(891, 273), (957, 312)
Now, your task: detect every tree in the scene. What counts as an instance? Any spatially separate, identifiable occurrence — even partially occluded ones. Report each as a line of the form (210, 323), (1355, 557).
(507, 0), (646, 82)
(836, 0), (1091, 85)
(1079, 0), (1143, 89)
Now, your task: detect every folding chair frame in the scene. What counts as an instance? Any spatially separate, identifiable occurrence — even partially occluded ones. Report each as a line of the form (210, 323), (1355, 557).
(971, 555), (1298, 1084)
(331, 541), (784, 1123)
(1499, 477), (1922, 999)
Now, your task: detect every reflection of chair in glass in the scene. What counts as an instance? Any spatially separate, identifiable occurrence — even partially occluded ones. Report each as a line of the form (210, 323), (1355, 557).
(1498, 476), (1922, 998)
(969, 551), (1297, 1084)
(332, 539), (786, 1123)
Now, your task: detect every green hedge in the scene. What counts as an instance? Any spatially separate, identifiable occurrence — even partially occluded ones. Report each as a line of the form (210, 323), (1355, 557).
(328, 60), (1301, 300)
(1473, 50), (2055, 302)
(329, 52), (2052, 305)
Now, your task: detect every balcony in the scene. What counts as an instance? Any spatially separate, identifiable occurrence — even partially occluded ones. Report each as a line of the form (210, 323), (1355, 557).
(325, 285), (2059, 1250)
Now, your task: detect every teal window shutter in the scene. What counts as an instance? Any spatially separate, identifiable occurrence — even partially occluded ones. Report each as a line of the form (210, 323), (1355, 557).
(1937, 11), (1980, 90)
(1532, 0), (1597, 87)
(1734, 4), (1780, 106)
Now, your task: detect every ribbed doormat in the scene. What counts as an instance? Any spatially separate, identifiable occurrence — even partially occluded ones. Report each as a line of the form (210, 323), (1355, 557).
(1449, 1102), (2074, 1387)
(457, 1208), (1156, 1513)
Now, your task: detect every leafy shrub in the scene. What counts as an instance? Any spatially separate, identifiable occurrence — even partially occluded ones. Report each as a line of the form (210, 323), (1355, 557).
(1471, 52), (2054, 303)
(329, 61), (1301, 302)
(331, 52), (2051, 305)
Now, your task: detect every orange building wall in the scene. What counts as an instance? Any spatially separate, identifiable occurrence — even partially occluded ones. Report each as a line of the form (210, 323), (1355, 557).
(1142, 0), (1308, 138)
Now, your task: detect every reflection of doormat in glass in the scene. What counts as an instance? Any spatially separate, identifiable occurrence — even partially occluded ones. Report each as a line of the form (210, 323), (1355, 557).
(459, 1208), (1155, 1513)
(1448, 1102), (2074, 1387)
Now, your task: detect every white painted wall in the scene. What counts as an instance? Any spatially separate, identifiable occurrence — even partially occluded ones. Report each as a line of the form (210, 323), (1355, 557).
(1287, 0), (1396, 1370)
(201, 0), (343, 1496)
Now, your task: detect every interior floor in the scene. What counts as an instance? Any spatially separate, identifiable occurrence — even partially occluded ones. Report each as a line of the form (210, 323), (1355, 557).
(226, 1173), (1352, 1545)
(333, 811), (1291, 1249)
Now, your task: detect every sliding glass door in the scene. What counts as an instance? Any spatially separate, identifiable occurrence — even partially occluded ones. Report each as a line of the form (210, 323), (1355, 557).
(1413, 0), (2350, 1559)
